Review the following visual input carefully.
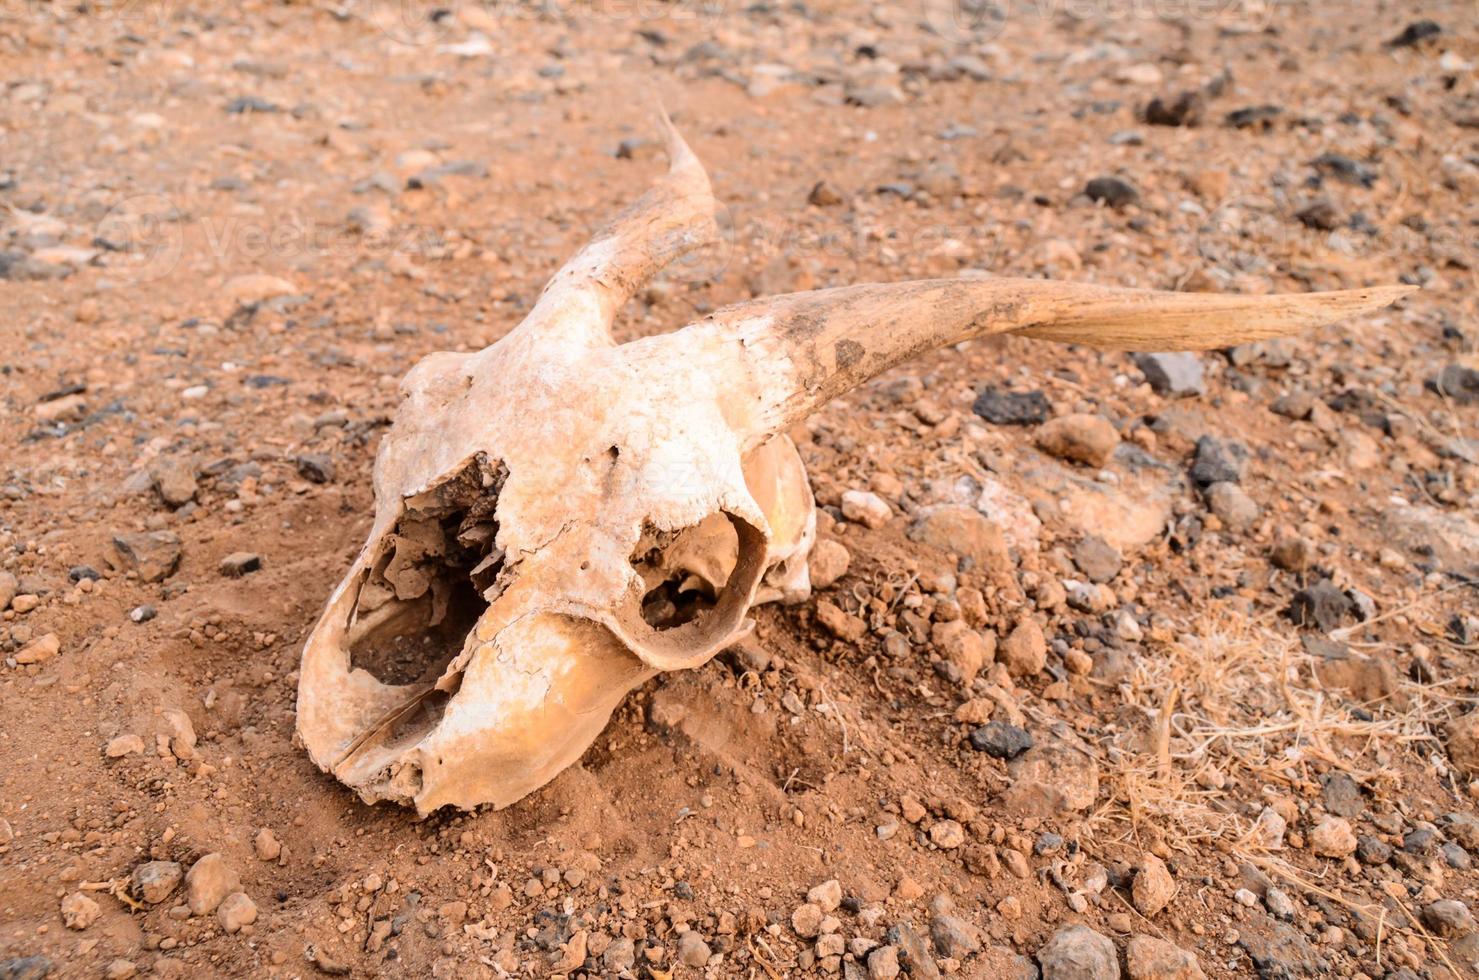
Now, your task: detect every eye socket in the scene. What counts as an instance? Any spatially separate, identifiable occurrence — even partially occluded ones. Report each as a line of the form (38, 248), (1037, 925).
(612, 511), (768, 671)
(631, 513), (737, 630)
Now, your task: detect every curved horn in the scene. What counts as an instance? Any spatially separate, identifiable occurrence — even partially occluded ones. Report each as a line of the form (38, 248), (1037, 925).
(514, 108), (721, 347)
(678, 278), (1414, 443)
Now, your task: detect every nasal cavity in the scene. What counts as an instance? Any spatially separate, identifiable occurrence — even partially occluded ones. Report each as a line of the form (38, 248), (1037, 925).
(346, 453), (508, 686)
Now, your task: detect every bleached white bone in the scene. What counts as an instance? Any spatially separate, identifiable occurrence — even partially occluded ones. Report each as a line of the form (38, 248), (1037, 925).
(296, 112), (1413, 815)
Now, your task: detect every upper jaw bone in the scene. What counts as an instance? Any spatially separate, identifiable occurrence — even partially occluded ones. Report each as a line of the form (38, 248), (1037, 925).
(337, 613), (656, 816)
(295, 108), (1414, 816)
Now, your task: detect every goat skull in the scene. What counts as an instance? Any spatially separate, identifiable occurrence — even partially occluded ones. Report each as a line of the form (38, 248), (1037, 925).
(297, 113), (1411, 815)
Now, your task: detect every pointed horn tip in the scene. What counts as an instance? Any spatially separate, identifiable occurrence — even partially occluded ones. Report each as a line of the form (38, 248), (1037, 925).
(1319, 282), (1418, 316)
(651, 104), (700, 173)
(1364, 283), (1420, 304)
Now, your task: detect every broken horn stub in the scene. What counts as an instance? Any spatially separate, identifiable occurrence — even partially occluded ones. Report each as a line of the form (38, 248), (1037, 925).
(297, 108), (1412, 816)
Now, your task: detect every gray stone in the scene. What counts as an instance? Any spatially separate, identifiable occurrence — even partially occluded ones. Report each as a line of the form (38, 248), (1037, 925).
(1288, 581), (1354, 632)
(1270, 391), (1314, 420)
(1126, 935), (1206, 979)
(1440, 811), (1479, 849)
(974, 387), (1051, 426)
(969, 721), (1033, 760)
(1135, 352), (1205, 396)
(886, 922), (940, 980)
(148, 457), (198, 507)
(294, 453), (335, 483)
(1205, 482), (1259, 530)
(1402, 827), (1437, 854)
(1355, 835), (1392, 865)
(130, 861), (183, 904)
(111, 531), (182, 583)
(1264, 887), (1296, 921)
(1428, 364), (1479, 404)
(1037, 924), (1119, 979)
(929, 913), (982, 958)
(1422, 899), (1475, 937)
(1072, 535), (1122, 583)
(1086, 176), (1138, 209)
(603, 936), (635, 972)
(1237, 914), (1324, 978)
(220, 552), (262, 577)
(1319, 771), (1363, 817)
(0, 956), (53, 980)
(1190, 436), (1247, 487)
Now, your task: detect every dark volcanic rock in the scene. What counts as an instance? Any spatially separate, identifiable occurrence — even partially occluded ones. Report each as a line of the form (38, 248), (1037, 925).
(0, 957), (53, 980)
(1145, 90), (1204, 126)
(973, 386), (1051, 426)
(1387, 20), (1440, 47)
(1238, 913), (1325, 978)
(1225, 104), (1283, 129)
(1310, 152), (1376, 188)
(1320, 771), (1364, 817)
(1296, 198), (1342, 231)
(1356, 835), (1393, 865)
(1085, 175), (1138, 208)
(1288, 581), (1354, 632)
(294, 453), (335, 483)
(969, 722), (1033, 760)
(1428, 364), (1479, 404)
(1190, 436), (1248, 487)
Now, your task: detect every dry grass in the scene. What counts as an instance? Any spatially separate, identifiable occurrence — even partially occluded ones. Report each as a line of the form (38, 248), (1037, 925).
(1090, 610), (1453, 851)
(1083, 608), (1475, 975)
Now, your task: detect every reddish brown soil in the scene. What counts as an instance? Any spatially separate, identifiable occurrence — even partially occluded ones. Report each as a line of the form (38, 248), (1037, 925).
(2, 1), (1476, 978)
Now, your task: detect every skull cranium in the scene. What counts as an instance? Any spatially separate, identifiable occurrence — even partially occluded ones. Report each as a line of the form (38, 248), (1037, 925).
(296, 111), (1411, 815)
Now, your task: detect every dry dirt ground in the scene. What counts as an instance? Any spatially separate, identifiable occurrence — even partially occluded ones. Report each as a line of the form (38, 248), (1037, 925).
(2, 0), (1478, 977)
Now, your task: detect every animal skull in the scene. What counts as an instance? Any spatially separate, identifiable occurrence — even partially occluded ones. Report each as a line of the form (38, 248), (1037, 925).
(297, 112), (1411, 815)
